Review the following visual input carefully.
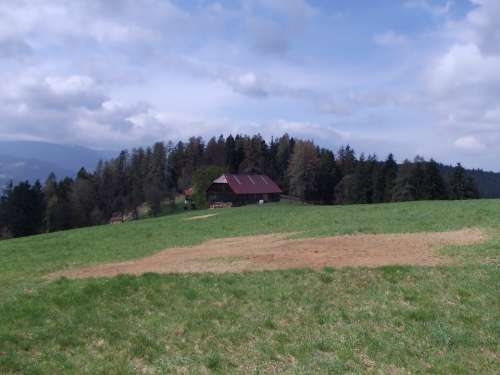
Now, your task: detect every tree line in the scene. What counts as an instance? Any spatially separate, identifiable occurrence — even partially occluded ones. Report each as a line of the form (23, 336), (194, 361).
(0, 133), (479, 239)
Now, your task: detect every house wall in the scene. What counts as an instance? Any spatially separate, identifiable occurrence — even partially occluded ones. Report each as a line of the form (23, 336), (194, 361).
(207, 183), (280, 206)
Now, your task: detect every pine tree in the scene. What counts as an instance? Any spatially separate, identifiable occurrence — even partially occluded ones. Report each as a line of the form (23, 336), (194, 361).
(70, 168), (98, 227)
(224, 135), (237, 173)
(335, 175), (356, 205)
(192, 166), (226, 208)
(374, 154), (399, 203)
(0, 182), (9, 238)
(337, 145), (356, 176)
(130, 147), (147, 209)
(410, 156), (427, 200)
(146, 142), (169, 215)
(315, 149), (339, 204)
(3, 181), (45, 237)
(464, 177), (480, 199)
(383, 154), (398, 202)
(204, 135), (226, 166)
(353, 154), (377, 204)
(233, 135), (246, 173)
(449, 163), (466, 200)
(423, 159), (447, 200)
(275, 134), (293, 193)
(392, 160), (416, 202)
(44, 173), (61, 232)
(288, 140), (319, 201)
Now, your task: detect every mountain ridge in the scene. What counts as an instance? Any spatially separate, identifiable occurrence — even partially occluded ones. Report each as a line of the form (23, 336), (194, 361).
(0, 141), (115, 186)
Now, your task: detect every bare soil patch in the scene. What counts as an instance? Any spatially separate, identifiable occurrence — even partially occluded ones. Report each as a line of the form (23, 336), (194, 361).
(183, 214), (217, 221)
(51, 228), (485, 279)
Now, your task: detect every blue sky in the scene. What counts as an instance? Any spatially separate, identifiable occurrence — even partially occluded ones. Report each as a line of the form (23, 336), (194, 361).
(0, 0), (499, 171)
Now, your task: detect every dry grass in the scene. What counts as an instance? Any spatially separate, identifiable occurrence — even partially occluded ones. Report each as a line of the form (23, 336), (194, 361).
(50, 228), (486, 279)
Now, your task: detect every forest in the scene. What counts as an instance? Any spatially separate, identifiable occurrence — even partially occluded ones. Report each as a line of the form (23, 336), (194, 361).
(0, 134), (481, 239)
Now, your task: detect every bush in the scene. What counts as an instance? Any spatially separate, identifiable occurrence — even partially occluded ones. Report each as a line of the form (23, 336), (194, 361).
(192, 166), (226, 208)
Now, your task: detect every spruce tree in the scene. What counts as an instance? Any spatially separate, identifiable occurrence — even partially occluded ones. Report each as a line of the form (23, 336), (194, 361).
(288, 140), (319, 201)
(449, 163), (466, 200)
(4, 181), (45, 237)
(315, 149), (339, 204)
(424, 159), (447, 200)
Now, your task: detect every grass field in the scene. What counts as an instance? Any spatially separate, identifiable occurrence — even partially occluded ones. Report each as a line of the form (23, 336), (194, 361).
(0, 200), (499, 374)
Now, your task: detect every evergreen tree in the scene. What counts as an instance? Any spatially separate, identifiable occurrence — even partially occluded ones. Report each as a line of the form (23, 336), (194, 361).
(288, 140), (319, 201)
(233, 135), (246, 173)
(353, 154), (377, 204)
(44, 173), (63, 232)
(0, 181), (13, 238)
(240, 134), (267, 173)
(392, 160), (416, 202)
(335, 175), (356, 205)
(464, 177), (480, 199)
(204, 135), (226, 166)
(315, 149), (339, 203)
(192, 166), (226, 208)
(3, 181), (44, 237)
(410, 156), (427, 200)
(374, 154), (398, 203)
(130, 147), (147, 209)
(423, 159), (448, 200)
(146, 142), (170, 215)
(275, 134), (293, 193)
(70, 168), (98, 227)
(449, 163), (466, 200)
(224, 135), (238, 173)
(337, 145), (356, 176)
(167, 141), (186, 191)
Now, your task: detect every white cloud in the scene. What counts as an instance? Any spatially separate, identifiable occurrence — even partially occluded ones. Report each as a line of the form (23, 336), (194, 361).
(454, 135), (486, 152)
(426, 43), (500, 95)
(419, 0), (500, 168)
(229, 72), (270, 98)
(448, 0), (500, 55)
(0, 0), (499, 170)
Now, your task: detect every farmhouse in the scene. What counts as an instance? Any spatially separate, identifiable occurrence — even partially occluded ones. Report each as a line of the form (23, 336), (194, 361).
(207, 174), (282, 206)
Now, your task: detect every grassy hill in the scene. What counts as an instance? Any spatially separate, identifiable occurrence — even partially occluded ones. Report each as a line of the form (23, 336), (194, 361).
(0, 201), (499, 374)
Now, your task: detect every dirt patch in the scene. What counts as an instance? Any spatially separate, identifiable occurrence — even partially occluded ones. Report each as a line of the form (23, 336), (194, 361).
(183, 214), (217, 221)
(51, 228), (485, 279)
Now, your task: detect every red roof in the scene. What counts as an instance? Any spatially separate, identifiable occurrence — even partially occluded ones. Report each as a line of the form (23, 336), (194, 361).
(212, 174), (282, 195)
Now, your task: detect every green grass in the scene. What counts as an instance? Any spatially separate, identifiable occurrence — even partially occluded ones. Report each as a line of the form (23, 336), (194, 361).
(0, 200), (499, 373)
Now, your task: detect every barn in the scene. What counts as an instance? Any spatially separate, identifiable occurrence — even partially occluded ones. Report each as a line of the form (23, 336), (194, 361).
(207, 174), (282, 206)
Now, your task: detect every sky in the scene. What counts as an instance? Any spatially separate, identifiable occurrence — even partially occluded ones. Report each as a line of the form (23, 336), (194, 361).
(0, 0), (499, 171)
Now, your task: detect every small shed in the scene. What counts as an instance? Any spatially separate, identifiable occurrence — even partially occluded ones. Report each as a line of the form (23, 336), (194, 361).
(207, 174), (282, 207)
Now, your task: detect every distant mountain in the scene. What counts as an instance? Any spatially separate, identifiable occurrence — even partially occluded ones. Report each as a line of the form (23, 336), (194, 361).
(0, 141), (115, 187)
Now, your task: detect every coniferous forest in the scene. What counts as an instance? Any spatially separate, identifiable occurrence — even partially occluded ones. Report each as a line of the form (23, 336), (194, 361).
(0, 134), (482, 239)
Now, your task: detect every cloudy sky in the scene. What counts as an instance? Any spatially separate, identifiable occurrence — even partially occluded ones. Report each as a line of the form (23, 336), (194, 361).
(0, 0), (499, 170)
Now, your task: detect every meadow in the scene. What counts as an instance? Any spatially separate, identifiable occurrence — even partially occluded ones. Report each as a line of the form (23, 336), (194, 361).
(0, 200), (499, 374)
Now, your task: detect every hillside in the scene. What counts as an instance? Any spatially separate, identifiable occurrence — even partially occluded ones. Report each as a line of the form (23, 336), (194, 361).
(0, 154), (73, 186)
(0, 200), (499, 373)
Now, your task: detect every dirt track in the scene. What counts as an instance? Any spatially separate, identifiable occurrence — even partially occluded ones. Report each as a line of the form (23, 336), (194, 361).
(183, 214), (217, 221)
(50, 228), (485, 279)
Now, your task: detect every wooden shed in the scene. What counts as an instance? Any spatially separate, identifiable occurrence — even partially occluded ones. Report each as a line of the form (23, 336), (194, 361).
(207, 174), (282, 207)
